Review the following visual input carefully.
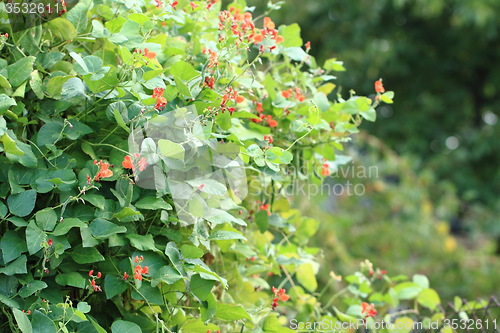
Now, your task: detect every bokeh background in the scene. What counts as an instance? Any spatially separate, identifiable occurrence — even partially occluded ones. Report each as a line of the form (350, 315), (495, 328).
(246, 0), (500, 303)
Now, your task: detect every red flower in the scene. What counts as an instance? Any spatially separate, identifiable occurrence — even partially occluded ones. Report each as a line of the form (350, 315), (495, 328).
(96, 160), (113, 181)
(278, 288), (289, 301)
(171, 0), (178, 9)
(122, 155), (133, 169)
(190, 1), (198, 9)
(154, 0), (162, 8)
(361, 302), (377, 318)
(91, 279), (95, 287)
(97, 272), (101, 279)
(123, 272), (129, 280)
(321, 163), (330, 176)
(142, 266), (149, 275)
(263, 17), (275, 30)
(86, 174), (91, 184)
(139, 157), (147, 172)
(256, 102), (263, 113)
(47, 238), (53, 247)
(235, 95), (245, 103)
(89, 270), (93, 277)
(198, 184), (204, 191)
(281, 89), (292, 99)
(134, 256), (139, 263)
(267, 115), (278, 128)
(375, 79), (385, 93)
(153, 87), (167, 110)
(143, 47), (156, 59)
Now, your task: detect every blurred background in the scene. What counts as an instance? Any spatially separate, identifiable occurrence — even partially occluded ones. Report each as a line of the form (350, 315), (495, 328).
(247, 0), (500, 302)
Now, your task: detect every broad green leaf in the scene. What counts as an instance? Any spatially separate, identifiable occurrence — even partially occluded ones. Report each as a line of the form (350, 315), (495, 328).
(200, 292), (217, 322)
(279, 23), (303, 48)
(35, 208), (57, 231)
(181, 318), (219, 333)
(8, 190), (36, 217)
(29, 71), (44, 100)
(70, 245), (105, 264)
(26, 221), (45, 255)
(104, 274), (129, 299)
(296, 263), (317, 292)
(83, 194), (105, 210)
(0, 255), (27, 275)
(130, 283), (163, 304)
(214, 303), (252, 321)
(208, 230), (246, 241)
(186, 179), (227, 196)
(55, 272), (86, 288)
(19, 280), (47, 298)
(48, 18), (77, 41)
(417, 288), (440, 310)
(126, 234), (157, 251)
(113, 207), (143, 222)
(42, 52), (65, 69)
(189, 274), (215, 301)
(0, 74), (11, 89)
(158, 139), (185, 160)
(165, 242), (186, 276)
(169, 61), (198, 81)
(66, 2), (89, 33)
(46, 76), (73, 98)
(37, 122), (64, 147)
(0, 95), (16, 115)
(1, 133), (23, 156)
(324, 58), (346, 72)
(114, 109), (130, 133)
(13, 308), (32, 333)
(413, 274), (429, 289)
(0, 231), (27, 263)
(7, 57), (35, 88)
(31, 310), (57, 333)
(0, 293), (20, 308)
(135, 196), (172, 210)
(173, 75), (192, 98)
(90, 218), (127, 238)
(181, 245), (204, 259)
(150, 266), (183, 287)
(77, 301), (91, 314)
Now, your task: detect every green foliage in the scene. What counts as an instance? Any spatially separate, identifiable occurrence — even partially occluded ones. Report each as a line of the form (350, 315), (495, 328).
(0, 0), (467, 332)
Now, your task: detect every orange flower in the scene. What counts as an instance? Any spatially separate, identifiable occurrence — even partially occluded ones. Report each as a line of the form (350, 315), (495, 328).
(236, 95), (245, 103)
(142, 266), (149, 275)
(139, 157), (147, 172)
(143, 48), (156, 59)
(256, 102), (263, 113)
(321, 163), (330, 176)
(264, 17), (275, 29)
(153, 88), (167, 110)
(251, 113), (266, 124)
(123, 272), (129, 280)
(122, 155), (133, 169)
(96, 160), (113, 181)
(375, 79), (385, 93)
(275, 35), (284, 44)
(278, 288), (289, 301)
(253, 34), (264, 43)
(361, 302), (377, 318)
(267, 115), (278, 128)
(281, 89), (293, 99)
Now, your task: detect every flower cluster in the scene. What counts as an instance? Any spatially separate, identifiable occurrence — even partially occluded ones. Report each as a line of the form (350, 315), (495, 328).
(133, 256), (149, 281)
(271, 286), (289, 310)
(254, 17), (284, 52)
(152, 87), (167, 110)
(218, 8), (254, 47)
(204, 76), (215, 90)
(89, 270), (102, 292)
(135, 47), (156, 60)
(93, 160), (113, 181)
(282, 87), (305, 102)
(257, 200), (271, 216)
(252, 114), (278, 127)
(154, 0), (162, 8)
(123, 153), (148, 173)
(203, 48), (219, 68)
(321, 162), (330, 176)
(361, 302), (377, 318)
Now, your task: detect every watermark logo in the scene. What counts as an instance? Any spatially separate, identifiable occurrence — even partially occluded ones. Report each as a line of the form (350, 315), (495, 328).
(128, 105), (248, 227)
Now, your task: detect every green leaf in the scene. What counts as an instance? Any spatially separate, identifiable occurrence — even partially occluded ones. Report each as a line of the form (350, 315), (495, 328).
(333, 307), (358, 322)
(181, 318), (219, 333)
(214, 303), (252, 321)
(255, 210), (269, 233)
(70, 245), (105, 264)
(0, 293), (20, 308)
(200, 292), (217, 322)
(0, 74), (11, 89)
(208, 230), (246, 241)
(0, 231), (27, 264)
(0, 255), (27, 275)
(37, 122), (64, 147)
(158, 139), (185, 160)
(8, 190), (36, 217)
(417, 288), (440, 310)
(324, 58), (346, 72)
(66, 2), (89, 33)
(19, 280), (47, 298)
(31, 310), (57, 333)
(83, 194), (105, 210)
(111, 317), (143, 331)
(181, 245), (204, 259)
(7, 57), (35, 88)
(48, 18), (77, 41)
(13, 308), (33, 333)
(186, 179), (227, 196)
(135, 196), (172, 210)
(56, 272), (86, 288)
(169, 61), (199, 81)
(90, 218), (127, 238)
(114, 109), (130, 133)
(42, 52), (65, 69)
(165, 242), (186, 276)
(279, 23), (303, 48)
(35, 208), (57, 231)
(394, 317), (414, 333)
(190, 274), (215, 301)
(188, 196), (204, 218)
(131, 283), (163, 304)
(126, 234), (157, 251)
(0, 95), (16, 115)
(29, 71), (44, 100)
(412, 274), (429, 289)
(296, 263), (317, 292)
(173, 75), (192, 98)
(150, 266), (183, 287)
(46, 76), (73, 98)
(105, 274), (129, 299)
(77, 301), (91, 314)
(113, 207), (143, 222)
(1, 133), (23, 156)
(26, 221), (45, 255)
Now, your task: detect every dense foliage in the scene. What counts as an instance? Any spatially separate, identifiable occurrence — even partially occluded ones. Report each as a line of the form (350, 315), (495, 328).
(0, 0), (488, 332)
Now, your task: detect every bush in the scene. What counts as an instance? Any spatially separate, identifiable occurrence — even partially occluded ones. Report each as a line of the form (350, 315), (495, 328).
(3, 0), (474, 332)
